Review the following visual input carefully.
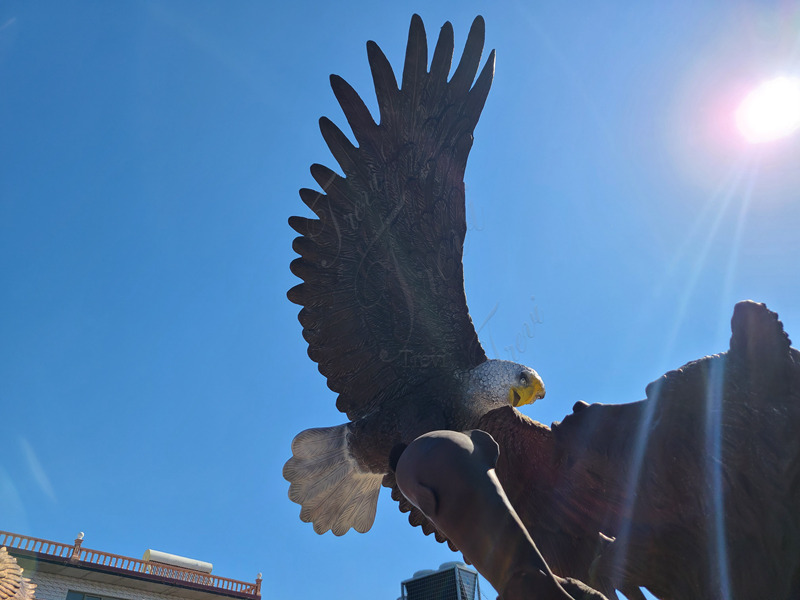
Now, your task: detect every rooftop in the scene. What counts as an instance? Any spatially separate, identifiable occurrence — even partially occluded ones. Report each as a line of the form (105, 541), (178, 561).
(0, 530), (260, 600)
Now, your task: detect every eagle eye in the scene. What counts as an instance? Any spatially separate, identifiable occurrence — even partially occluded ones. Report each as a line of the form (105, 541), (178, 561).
(519, 373), (528, 386)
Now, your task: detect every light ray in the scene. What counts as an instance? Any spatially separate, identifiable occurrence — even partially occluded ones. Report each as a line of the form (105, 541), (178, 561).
(717, 155), (759, 338)
(705, 358), (730, 598)
(609, 155), (755, 591)
(705, 158), (759, 600)
(660, 165), (742, 354)
(616, 156), (747, 378)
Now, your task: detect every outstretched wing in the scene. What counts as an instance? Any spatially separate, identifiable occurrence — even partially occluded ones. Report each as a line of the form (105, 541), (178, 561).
(288, 15), (494, 420)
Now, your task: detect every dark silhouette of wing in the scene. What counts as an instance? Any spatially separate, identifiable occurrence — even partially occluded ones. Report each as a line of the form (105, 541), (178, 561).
(288, 15), (494, 420)
(390, 302), (800, 600)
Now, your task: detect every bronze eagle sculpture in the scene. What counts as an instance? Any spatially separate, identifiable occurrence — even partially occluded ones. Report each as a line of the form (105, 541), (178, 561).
(283, 14), (544, 536)
(284, 14), (800, 600)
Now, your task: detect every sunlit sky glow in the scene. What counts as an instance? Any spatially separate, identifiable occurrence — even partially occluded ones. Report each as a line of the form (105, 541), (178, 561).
(736, 76), (800, 143)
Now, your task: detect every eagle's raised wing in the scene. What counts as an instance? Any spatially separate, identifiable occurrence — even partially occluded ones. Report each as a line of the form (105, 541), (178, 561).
(288, 15), (494, 421)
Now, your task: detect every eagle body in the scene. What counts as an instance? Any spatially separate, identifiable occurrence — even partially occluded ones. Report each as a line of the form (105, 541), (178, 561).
(285, 358), (543, 535)
(348, 359), (545, 473)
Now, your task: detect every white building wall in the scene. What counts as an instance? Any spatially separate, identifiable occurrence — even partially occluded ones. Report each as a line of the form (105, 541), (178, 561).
(29, 572), (176, 600)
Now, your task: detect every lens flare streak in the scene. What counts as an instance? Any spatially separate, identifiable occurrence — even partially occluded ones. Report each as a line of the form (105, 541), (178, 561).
(610, 156), (759, 595)
(705, 359), (731, 599)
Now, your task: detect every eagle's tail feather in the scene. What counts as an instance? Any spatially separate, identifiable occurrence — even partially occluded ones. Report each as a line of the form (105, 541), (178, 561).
(283, 423), (383, 535)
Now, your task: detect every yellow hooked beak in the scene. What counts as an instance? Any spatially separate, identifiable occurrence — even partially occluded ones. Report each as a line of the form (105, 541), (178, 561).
(509, 373), (546, 407)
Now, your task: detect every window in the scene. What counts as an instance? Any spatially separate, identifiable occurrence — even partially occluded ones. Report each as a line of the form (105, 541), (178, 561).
(66, 591), (127, 600)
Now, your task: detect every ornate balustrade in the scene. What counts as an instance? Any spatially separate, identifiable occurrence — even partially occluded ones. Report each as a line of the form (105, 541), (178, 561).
(0, 531), (261, 598)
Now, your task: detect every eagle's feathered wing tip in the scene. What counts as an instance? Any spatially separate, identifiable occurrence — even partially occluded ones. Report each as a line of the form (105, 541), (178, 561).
(283, 424), (383, 535)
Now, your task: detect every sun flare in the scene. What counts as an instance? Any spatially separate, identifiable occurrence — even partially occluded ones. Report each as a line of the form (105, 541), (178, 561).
(735, 76), (800, 144)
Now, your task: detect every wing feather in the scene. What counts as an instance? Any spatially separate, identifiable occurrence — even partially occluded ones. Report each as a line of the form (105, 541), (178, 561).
(465, 50), (495, 123)
(329, 75), (377, 146)
(366, 41), (399, 127)
(401, 14), (428, 109)
(319, 117), (359, 175)
(448, 16), (486, 96)
(428, 22), (454, 84)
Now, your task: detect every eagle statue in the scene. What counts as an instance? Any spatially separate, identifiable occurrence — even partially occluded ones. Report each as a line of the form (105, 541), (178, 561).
(0, 548), (36, 600)
(284, 14), (800, 600)
(283, 14), (545, 536)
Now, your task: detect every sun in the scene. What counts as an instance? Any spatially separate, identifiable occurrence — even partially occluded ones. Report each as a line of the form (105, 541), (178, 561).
(735, 76), (800, 144)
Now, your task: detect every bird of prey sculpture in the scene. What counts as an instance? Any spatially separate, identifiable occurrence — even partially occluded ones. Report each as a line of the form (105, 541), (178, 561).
(283, 15), (545, 536)
(283, 13), (800, 600)
(0, 548), (36, 600)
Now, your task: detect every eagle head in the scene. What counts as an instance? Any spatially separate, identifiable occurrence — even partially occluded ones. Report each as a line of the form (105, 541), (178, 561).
(466, 359), (546, 412)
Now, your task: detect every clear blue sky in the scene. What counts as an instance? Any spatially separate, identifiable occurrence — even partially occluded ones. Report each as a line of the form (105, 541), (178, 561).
(1, 3), (798, 600)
